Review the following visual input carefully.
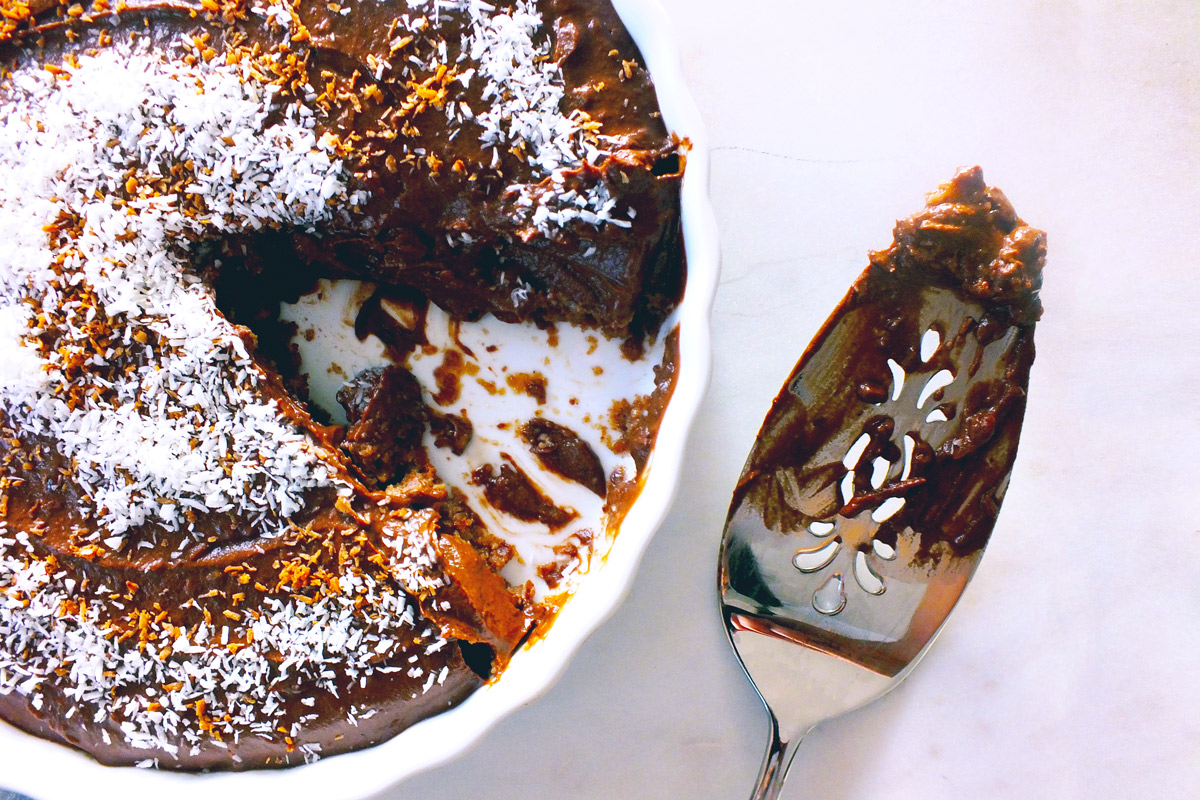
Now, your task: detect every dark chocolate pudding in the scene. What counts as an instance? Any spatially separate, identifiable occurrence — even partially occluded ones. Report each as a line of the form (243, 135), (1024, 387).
(0, 0), (684, 770)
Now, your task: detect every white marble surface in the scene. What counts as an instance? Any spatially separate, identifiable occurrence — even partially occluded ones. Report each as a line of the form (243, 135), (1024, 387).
(379, 2), (1200, 798)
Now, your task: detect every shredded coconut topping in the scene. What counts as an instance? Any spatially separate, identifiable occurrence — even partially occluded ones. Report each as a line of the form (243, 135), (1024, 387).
(464, 1), (600, 173)
(384, 508), (449, 595)
(0, 39), (347, 539)
(0, 521), (441, 760)
(0, 20), (452, 763)
(460, 0), (631, 232)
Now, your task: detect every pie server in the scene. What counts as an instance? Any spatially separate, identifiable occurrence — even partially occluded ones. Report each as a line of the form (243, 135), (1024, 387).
(718, 166), (1046, 799)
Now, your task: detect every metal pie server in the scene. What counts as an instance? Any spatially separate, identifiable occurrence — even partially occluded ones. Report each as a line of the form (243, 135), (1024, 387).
(718, 167), (1046, 799)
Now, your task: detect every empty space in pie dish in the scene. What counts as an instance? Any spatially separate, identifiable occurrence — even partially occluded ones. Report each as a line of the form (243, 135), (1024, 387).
(280, 277), (667, 598)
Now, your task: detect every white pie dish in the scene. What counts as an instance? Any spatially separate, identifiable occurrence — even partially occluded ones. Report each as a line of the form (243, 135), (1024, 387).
(0, 0), (717, 796)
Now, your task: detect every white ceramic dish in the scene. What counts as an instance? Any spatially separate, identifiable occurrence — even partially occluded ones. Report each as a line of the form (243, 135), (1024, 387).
(0, 0), (717, 796)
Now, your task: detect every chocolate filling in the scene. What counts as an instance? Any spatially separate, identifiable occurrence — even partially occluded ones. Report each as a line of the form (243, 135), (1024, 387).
(0, 0), (685, 771)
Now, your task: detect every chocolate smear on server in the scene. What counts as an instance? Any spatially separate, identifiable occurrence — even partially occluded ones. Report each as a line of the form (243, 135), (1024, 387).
(731, 166), (1045, 569)
(0, 0), (685, 772)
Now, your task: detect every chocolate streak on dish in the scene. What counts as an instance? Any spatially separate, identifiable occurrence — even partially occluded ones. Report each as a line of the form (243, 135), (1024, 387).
(521, 418), (608, 497)
(473, 455), (579, 530)
(731, 167), (1044, 562)
(605, 327), (680, 532)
